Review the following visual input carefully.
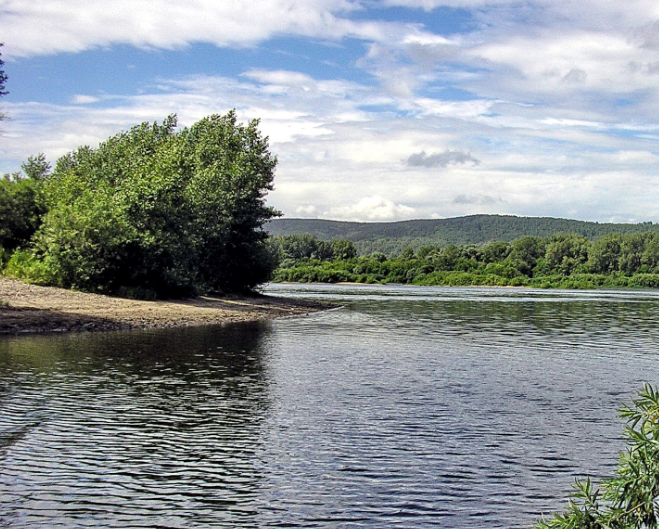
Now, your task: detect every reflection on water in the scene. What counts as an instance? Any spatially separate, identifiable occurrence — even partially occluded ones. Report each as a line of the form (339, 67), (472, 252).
(1, 285), (659, 528)
(0, 323), (272, 528)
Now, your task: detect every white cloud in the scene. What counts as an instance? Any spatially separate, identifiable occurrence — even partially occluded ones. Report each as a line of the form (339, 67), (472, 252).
(4, 1), (659, 222)
(295, 204), (320, 216)
(0, 0), (442, 58)
(0, 0), (361, 57)
(4, 63), (659, 223)
(70, 95), (101, 105)
(327, 195), (415, 221)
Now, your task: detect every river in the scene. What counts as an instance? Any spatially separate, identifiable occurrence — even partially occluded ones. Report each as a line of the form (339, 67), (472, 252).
(1, 284), (658, 528)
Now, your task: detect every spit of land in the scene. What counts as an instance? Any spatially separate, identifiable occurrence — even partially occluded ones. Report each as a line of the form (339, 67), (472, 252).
(0, 277), (329, 334)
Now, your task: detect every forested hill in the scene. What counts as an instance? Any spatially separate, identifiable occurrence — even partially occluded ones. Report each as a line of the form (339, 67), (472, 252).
(267, 215), (659, 255)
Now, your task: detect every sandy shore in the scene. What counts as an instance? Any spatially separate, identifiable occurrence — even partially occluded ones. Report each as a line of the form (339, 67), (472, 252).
(0, 277), (330, 334)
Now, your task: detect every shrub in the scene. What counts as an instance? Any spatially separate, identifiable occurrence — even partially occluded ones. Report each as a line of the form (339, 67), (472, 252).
(537, 384), (659, 528)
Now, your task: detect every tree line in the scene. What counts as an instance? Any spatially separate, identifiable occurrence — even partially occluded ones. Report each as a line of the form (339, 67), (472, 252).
(1, 112), (280, 298)
(271, 232), (659, 289)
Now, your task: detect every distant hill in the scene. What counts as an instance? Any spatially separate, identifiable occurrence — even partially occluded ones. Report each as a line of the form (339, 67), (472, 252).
(266, 215), (659, 255)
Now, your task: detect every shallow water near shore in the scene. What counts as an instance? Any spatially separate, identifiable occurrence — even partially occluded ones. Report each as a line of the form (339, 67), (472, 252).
(1, 283), (659, 528)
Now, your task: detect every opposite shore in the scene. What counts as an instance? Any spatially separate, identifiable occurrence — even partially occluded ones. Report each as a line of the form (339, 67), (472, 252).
(0, 277), (331, 334)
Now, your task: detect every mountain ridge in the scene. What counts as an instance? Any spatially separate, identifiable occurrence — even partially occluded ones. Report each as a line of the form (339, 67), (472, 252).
(266, 215), (658, 255)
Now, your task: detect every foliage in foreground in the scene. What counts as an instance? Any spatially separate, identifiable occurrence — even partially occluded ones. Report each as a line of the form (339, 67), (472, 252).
(537, 384), (659, 529)
(1, 112), (279, 297)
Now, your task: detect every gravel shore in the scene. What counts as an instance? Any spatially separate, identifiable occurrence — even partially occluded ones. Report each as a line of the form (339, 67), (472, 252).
(0, 277), (329, 334)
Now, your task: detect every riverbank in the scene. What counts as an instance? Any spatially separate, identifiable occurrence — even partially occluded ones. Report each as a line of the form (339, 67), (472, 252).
(0, 277), (331, 334)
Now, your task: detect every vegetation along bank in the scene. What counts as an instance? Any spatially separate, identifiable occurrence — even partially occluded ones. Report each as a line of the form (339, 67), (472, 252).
(269, 232), (659, 289)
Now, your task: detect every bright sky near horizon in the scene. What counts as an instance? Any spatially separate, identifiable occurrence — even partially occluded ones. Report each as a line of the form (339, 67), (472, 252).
(1, 1), (659, 223)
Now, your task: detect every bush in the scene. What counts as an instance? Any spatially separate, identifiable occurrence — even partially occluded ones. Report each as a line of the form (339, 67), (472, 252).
(537, 384), (659, 528)
(3, 249), (57, 285)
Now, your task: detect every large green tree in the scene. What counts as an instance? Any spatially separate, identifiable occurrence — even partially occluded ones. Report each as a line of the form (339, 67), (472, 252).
(33, 112), (279, 296)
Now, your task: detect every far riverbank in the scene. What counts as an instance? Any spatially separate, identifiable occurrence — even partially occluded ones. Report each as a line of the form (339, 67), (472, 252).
(0, 277), (332, 334)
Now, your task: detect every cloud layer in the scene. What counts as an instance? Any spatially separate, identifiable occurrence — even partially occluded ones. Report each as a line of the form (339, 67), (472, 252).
(2, 0), (659, 222)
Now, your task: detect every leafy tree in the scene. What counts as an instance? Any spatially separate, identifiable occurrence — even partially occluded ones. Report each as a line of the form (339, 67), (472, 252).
(29, 112), (278, 296)
(641, 234), (659, 273)
(587, 233), (623, 274)
(619, 233), (646, 275)
(0, 177), (46, 251)
(0, 154), (49, 252)
(21, 153), (51, 181)
(274, 234), (319, 260)
(545, 234), (590, 275)
(315, 240), (335, 260)
(330, 239), (357, 260)
(432, 244), (460, 270)
(509, 236), (546, 276)
(482, 241), (511, 263)
(399, 246), (415, 259)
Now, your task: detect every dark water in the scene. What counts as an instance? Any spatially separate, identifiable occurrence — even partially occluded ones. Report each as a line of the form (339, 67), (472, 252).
(1, 284), (659, 528)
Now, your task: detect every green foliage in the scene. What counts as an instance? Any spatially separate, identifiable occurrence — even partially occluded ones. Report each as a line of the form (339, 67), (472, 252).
(21, 153), (51, 181)
(545, 234), (590, 275)
(0, 176), (47, 252)
(271, 235), (356, 261)
(4, 249), (57, 285)
(10, 112), (278, 297)
(537, 384), (659, 529)
(272, 231), (659, 290)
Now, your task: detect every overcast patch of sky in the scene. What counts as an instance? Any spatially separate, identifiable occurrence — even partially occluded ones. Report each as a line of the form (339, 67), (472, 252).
(1, 0), (659, 222)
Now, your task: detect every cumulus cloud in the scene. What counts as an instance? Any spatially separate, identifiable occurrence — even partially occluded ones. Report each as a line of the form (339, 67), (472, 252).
(0, 0), (365, 57)
(327, 196), (415, 221)
(5, 0), (659, 222)
(407, 150), (480, 168)
(295, 204), (320, 216)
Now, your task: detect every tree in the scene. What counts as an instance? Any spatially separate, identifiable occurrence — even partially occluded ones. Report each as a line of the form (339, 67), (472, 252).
(21, 153), (51, 181)
(31, 112), (279, 296)
(330, 239), (357, 260)
(481, 241), (511, 263)
(508, 236), (546, 276)
(0, 178), (46, 251)
(545, 234), (590, 275)
(0, 153), (49, 252)
(587, 233), (622, 274)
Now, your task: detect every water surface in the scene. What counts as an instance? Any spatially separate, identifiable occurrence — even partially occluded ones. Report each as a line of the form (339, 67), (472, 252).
(1, 284), (658, 527)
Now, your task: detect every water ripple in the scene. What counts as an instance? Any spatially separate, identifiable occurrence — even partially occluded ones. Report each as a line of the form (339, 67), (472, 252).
(1, 287), (658, 527)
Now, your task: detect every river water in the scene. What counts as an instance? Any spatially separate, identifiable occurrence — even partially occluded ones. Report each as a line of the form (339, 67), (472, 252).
(1, 284), (658, 528)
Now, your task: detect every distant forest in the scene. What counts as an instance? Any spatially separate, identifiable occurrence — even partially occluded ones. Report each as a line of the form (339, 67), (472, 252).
(267, 215), (658, 255)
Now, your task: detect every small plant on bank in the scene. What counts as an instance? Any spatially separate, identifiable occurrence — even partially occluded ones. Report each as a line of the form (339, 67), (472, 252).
(537, 384), (659, 529)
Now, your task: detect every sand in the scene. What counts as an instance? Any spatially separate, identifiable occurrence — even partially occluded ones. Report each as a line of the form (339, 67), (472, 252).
(0, 277), (328, 334)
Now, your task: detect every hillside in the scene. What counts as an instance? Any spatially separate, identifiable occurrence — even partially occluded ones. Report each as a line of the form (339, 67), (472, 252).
(266, 215), (658, 255)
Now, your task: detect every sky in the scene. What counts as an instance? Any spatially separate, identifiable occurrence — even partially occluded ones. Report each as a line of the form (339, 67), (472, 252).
(2, 1), (659, 223)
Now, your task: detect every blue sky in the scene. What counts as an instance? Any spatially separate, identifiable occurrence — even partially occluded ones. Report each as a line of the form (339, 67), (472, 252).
(2, 0), (659, 223)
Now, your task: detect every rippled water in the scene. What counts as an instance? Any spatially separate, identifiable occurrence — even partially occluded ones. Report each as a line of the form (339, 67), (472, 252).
(1, 284), (659, 528)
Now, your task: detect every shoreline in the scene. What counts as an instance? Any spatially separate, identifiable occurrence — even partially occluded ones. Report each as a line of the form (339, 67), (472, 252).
(0, 277), (332, 335)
